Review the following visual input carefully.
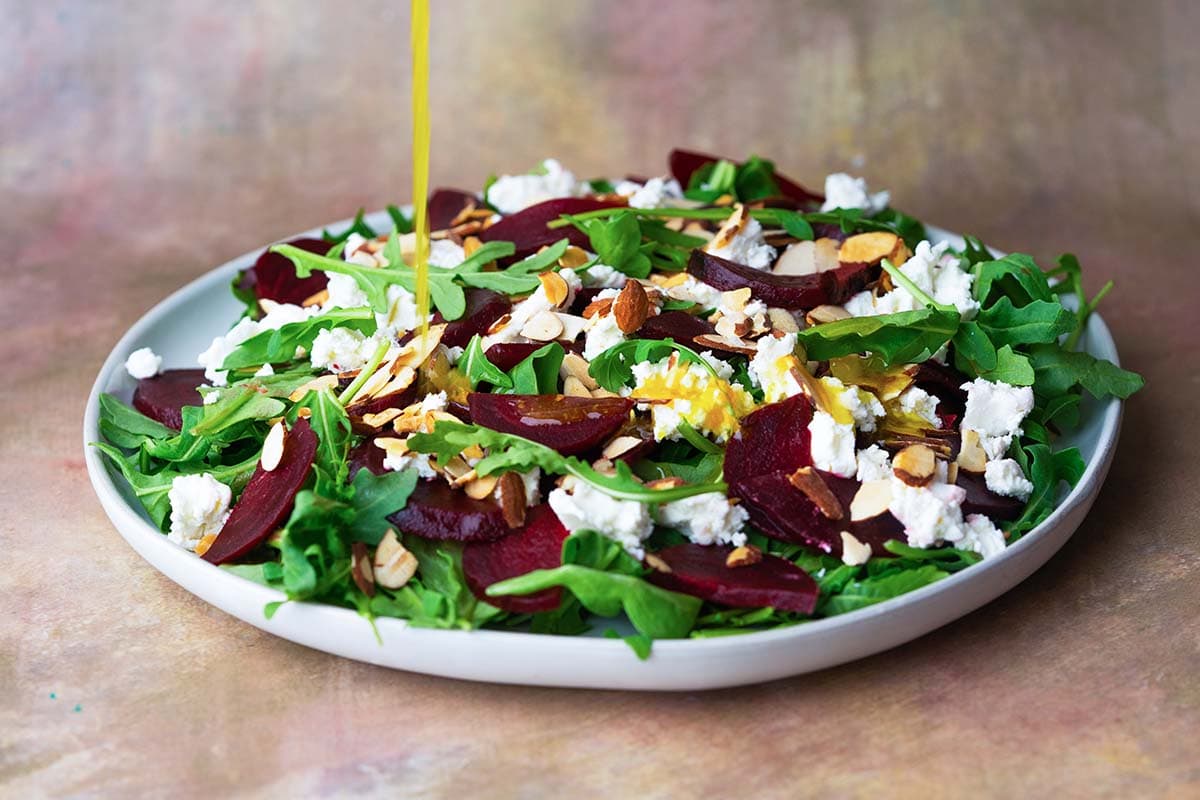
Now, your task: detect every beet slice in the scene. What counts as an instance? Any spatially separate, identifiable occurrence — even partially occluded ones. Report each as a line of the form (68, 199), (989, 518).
(667, 148), (823, 208)
(437, 289), (511, 349)
(132, 368), (207, 430)
(687, 250), (873, 310)
(462, 504), (569, 613)
(346, 385), (420, 435)
(202, 418), (318, 565)
(386, 480), (510, 542)
(348, 435), (388, 479)
(484, 342), (543, 372)
(648, 543), (819, 614)
(957, 470), (1024, 521)
(468, 393), (633, 456)
(428, 188), (478, 231)
(480, 197), (625, 258)
(724, 394), (815, 492)
(250, 237), (331, 306)
(913, 360), (969, 411)
(637, 310), (715, 345)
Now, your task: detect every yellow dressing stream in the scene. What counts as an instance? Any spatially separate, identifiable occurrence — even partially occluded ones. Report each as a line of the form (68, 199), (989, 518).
(410, 0), (431, 339)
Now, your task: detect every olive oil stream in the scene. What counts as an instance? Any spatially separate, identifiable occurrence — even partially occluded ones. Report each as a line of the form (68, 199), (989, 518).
(411, 0), (431, 338)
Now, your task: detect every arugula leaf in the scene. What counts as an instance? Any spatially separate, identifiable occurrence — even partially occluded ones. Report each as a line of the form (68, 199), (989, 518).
(98, 394), (174, 449)
(871, 208), (927, 250)
(1009, 444), (1083, 537)
(370, 535), (502, 630)
(587, 338), (718, 392)
(604, 628), (654, 659)
(230, 270), (259, 320)
(345, 468), (418, 545)
(190, 385), (285, 437)
(733, 155), (782, 202)
(278, 490), (354, 599)
(774, 209), (815, 241)
(508, 342), (564, 394)
(979, 345), (1035, 385)
(506, 238), (569, 275)
(952, 321), (998, 376)
(820, 565), (948, 615)
(290, 389), (352, 489)
(322, 208), (376, 243)
(795, 306), (959, 365)
(221, 308), (375, 370)
(974, 254), (1054, 307)
(460, 334), (513, 390)
(976, 297), (1077, 347)
(583, 211), (652, 278)
(1028, 344), (1144, 399)
(386, 204), (413, 234)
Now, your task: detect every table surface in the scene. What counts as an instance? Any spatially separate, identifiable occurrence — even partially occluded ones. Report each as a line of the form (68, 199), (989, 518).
(3, 1), (1198, 797)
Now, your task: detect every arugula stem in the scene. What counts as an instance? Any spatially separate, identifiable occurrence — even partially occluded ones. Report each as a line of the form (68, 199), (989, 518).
(337, 339), (392, 405)
(1064, 279), (1114, 351)
(879, 259), (955, 314)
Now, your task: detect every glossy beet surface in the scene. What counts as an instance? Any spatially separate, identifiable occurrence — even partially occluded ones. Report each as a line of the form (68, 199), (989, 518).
(250, 237), (330, 306)
(462, 505), (569, 613)
(688, 250), (873, 310)
(724, 394), (815, 489)
(637, 310), (715, 345)
(438, 289), (511, 349)
(428, 188), (478, 231)
(666, 148), (823, 208)
(468, 393), (634, 456)
(202, 418), (318, 565)
(132, 369), (207, 430)
(386, 481), (510, 542)
(479, 197), (625, 258)
(484, 342), (543, 372)
(648, 543), (820, 614)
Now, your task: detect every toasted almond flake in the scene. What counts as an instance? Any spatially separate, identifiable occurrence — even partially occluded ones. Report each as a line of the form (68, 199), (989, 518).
(766, 307), (800, 333)
(693, 333), (757, 356)
(260, 420), (286, 472)
(563, 376), (591, 397)
(613, 280), (650, 334)
(373, 436), (408, 456)
(487, 313), (513, 335)
(645, 553), (672, 574)
(658, 272), (691, 289)
(645, 476), (686, 490)
(301, 288), (330, 308)
(370, 367), (417, 402)
(464, 473), (500, 500)
(495, 472), (527, 528)
(713, 193), (735, 207)
(721, 287), (753, 313)
(788, 466), (845, 520)
(449, 200), (478, 227)
(360, 407), (403, 429)
(373, 529), (418, 589)
(893, 444), (937, 487)
(195, 533), (217, 557)
(581, 297), (614, 319)
(591, 388), (621, 399)
(258, 298), (282, 316)
(840, 531), (873, 566)
(683, 222), (714, 240)
(806, 305), (852, 325)
(351, 541), (376, 597)
(442, 456), (474, 482)
(956, 429), (988, 473)
(715, 315), (753, 339)
(602, 435), (643, 460)
(558, 246), (590, 268)
(463, 236), (484, 257)
(725, 545), (763, 568)
(838, 231), (910, 266)
(554, 313), (588, 342)
(774, 238), (841, 276)
(288, 375), (339, 402)
(708, 204), (749, 250)
(348, 366), (393, 404)
(850, 480), (893, 522)
(539, 271), (570, 307)
(947, 462), (960, 484)
(295, 407), (312, 419)
(560, 352), (599, 390)
(520, 310), (564, 342)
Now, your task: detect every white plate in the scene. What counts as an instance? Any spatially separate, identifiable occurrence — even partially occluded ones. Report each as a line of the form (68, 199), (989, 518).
(83, 215), (1124, 690)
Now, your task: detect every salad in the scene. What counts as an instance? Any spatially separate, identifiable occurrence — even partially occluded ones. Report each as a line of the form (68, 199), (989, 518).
(96, 149), (1144, 655)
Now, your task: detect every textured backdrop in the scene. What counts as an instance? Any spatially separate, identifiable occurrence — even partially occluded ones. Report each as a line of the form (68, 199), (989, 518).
(3, 1), (1198, 797)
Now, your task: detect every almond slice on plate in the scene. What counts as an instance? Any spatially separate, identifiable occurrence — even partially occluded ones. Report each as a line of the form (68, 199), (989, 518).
(260, 420), (286, 472)
(893, 444), (937, 487)
(788, 466), (844, 520)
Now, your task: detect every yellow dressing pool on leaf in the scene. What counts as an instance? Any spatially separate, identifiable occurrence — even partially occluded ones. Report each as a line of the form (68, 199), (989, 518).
(632, 361), (756, 442)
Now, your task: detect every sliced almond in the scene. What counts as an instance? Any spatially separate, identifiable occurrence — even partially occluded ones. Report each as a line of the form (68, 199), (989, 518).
(773, 238), (841, 276)
(788, 466), (844, 520)
(725, 545), (763, 568)
(893, 444), (937, 487)
(946, 462), (960, 485)
(708, 204), (748, 251)
(449, 200), (478, 227)
(368, 366), (417, 403)
(359, 407), (403, 430)
(194, 533), (217, 557)
(301, 288), (330, 308)
(554, 313), (588, 342)
(720, 287), (753, 313)
(486, 313), (512, 335)
(351, 541), (376, 597)
(693, 333), (757, 356)
(260, 420), (286, 472)
(288, 375), (339, 402)
(539, 271), (570, 307)
(850, 480), (893, 522)
(560, 352), (599, 390)
(645, 553), (672, 574)
(839, 531), (872, 566)
(591, 388), (621, 398)
(581, 297), (614, 319)
(838, 231), (910, 266)
(563, 376), (592, 397)
(645, 476), (686, 490)
(495, 471), (527, 528)
(558, 246), (590, 268)
(373, 529), (418, 589)
(602, 435), (643, 460)
(347, 365), (393, 405)
(464, 473), (500, 500)
(258, 298), (282, 316)
(956, 429), (987, 473)
(462, 236), (484, 257)
(805, 304), (852, 325)
(766, 307), (800, 333)
(613, 280), (650, 334)
(520, 310), (565, 342)
(715, 315), (753, 339)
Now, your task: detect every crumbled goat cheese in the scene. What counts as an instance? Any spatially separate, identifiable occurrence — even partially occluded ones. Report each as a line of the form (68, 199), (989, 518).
(985, 458), (1034, 501)
(486, 159), (587, 214)
(375, 284), (425, 338)
(310, 327), (377, 373)
(698, 350), (734, 380)
(167, 473), (232, 551)
(548, 481), (654, 559)
(808, 410), (858, 477)
(896, 386), (942, 428)
(889, 478), (969, 550)
(254, 363), (275, 377)
(427, 239), (466, 269)
(665, 275), (725, 310)
(125, 347), (163, 379)
(826, 376), (886, 432)
(485, 268), (583, 348)
(842, 240), (979, 320)
(324, 272), (370, 310)
(704, 217), (777, 270)
(383, 450), (438, 479)
(820, 172), (890, 214)
(656, 493), (749, 548)
(748, 332), (804, 403)
(961, 378), (1035, 460)
(856, 445), (893, 482)
(197, 318), (259, 387)
(960, 514), (1008, 559)
(581, 264), (628, 289)
(518, 468), (542, 507)
(416, 391), (447, 414)
(630, 356), (755, 442)
(444, 346), (465, 365)
(614, 176), (683, 209)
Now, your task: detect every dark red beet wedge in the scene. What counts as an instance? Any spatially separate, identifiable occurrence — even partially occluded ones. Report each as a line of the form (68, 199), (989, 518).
(666, 148), (823, 208)
(957, 470), (1024, 521)
(687, 250), (873, 310)
(250, 237), (331, 306)
(484, 342), (544, 372)
(913, 360), (969, 411)
(386, 480), (510, 542)
(202, 418), (318, 565)
(428, 188), (479, 231)
(462, 504), (569, 613)
(647, 543), (820, 614)
(480, 197), (625, 258)
(438, 289), (511, 349)
(637, 310), (716, 345)
(724, 394), (815, 491)
(348, 436), (388, 479)
(468, 393), (634, 456)
(132, 368), (207, 430)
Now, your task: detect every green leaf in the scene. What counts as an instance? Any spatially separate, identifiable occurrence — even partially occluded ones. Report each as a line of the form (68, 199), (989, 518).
(508, 342), (564, 394)
(604, 629), (654, 659)
(584, 211), (652, 278)
(190, 385), (285, 437)
(820, 565), (948, 615)
(487, 565), (701, 640)
(322, 209), (377, 243)
(386, 204), (413, 234)
(290, 388), (352, 489)
(98, 394), (175, 449)
(733, 155), (781, 202)
(460, 334), (513, 390)
(976, 297), (1077, 347)
(278, 490), (354, 599)
(974, 254), (1054, 307)
(979, 345), (1035, 386)
(346, 468), (418, 544)
(1028, 344), (1144, 399)
(507, 238), (569, 275)
(774, 209), (815, 241)
(795, 306), (959, 365)
(587, 338), (718, 392)
(221, 308), (375, 370)
(952, 321), (998, 376)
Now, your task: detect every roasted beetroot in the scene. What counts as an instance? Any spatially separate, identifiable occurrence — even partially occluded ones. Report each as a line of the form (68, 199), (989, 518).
(687, 250), (873, 310)
(346, 386), (420, 435)
(724, 394), (815, 489)
(250, 237), (331, 306)
(202, 418), (318, 565)
(667, 148), (823, 208)
(428, 188), (478, 231)
(958, 470), (1024, 521)
(132, 368), (207, 430)
(347, 435), (388, 479)
(438, 289), (511, 349)
(484, 342), (544, 372)
(647, 543), (820, 614)
(462, 505), (569, 613)
(479, 197), (625, 258)
(387, 481), (510, 542)
(637, 310), (715, 345)
(468, 393), (633, 456)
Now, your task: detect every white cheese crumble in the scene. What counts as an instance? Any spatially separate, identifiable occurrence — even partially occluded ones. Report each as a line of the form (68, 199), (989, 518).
(444, 345), (465, 365)
(703, 216), (777, 270)
(886, 465), (1008, 559)
(665, 275), (725, 310)
(548, 480), (654, 559)
(197, 303), (322, 386)
(518, 468), (542, 507)
(960, 514), (1008, 559)
(896, 386), (942, 428)
(961, 378), (1035, 460)
(254, 363), (275, 377)
(820, 172), (890, 215)
(427, 239), (466, 269)
(310, 327), (378, 373)
(828, 377), (886, 432)
(656, 493), (749, 548)
(167, 473), (232, 551)
(855, 445), (893, 482)
(583, 309), (626, 360)
(985, 458), (1035, 501)
(614, 176), (683, 209)
(486, 159), (587, 215)
(842, 240), (980, 320)
(383, 450), (437, 479)
(748, 332), (803, 403)
(323, 272), (370, 310)
(808, 410), (858, 478)
(581, 264), (628, 289)
(124, 347), (163, 379)
(375, 284), (424, 338)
